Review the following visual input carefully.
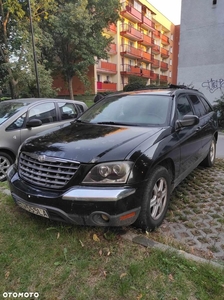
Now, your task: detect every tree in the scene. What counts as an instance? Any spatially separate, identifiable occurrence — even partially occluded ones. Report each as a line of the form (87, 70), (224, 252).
(0, 0), (57, 98)
(213, 93), (224, 128)
(40, 0), (120, 99)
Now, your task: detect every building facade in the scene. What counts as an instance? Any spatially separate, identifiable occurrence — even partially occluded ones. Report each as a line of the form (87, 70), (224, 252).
(55, 0), (180, 96)
(178, 0), (224, 104)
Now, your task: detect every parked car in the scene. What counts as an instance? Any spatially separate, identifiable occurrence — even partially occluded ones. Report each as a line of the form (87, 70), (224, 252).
(0, 98), (87, 181)
(7, 86), (218, 230)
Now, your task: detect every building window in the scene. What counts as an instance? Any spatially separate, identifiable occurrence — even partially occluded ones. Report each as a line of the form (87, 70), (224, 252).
(213, 0), (217, 4)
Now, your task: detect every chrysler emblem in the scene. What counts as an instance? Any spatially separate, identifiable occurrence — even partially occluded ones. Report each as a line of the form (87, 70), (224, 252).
(37, 155), (46, 162)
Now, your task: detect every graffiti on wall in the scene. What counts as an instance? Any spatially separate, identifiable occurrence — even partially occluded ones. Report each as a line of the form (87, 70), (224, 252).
(202, 78), (224, 93)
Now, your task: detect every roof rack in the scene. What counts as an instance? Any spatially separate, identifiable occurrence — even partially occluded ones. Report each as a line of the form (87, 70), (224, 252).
(168, 84), (199, 91)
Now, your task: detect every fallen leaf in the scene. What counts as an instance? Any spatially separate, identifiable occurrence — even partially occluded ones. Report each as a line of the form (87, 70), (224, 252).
(99, 249), (103, 256)
(120, 273), (127, 279)
(137, 294), (142, 300)
(93, 234), (100, 242)
(57, 232), (60, 239)
(79, 239), (84, 247)
(5, 271), (10, 279)
(168, 273), (174, 281)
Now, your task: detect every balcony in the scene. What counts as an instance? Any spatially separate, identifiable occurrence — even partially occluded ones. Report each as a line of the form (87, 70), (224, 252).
(161, 47), (169, 58)
(141, 68), (154, 79)
(108, 43), (117, 55)
(97, 61), (117, 74)
(97, 82), (117, 92)
(141, 51), (153, 63)
(120, 44), (142, 59)
(120, 23), (143, 41)
(153, 30), (160, 39)
(152, 58), (160, 69)
(120, 64), (154, 79)
(139, 33), (154, 47)
(140, 15), (155, 31)
(106, 23), (117, 35)
(151, 73), (159, 81)
(160, 61), (169, 71)
(152, 45), (160, 55)
(160, 75), (168, 83)
(120, 3), (142, 23)
(161, 34), (170, 45)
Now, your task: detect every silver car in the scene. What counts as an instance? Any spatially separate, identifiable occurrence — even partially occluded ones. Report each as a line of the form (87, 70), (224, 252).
(0, 98), (88, 181)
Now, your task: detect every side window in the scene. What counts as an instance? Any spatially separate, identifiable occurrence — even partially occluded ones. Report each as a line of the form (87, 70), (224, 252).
(6, 113), (26, 130)
(75, 104), (85, 113)
(28, 103), (57, 124)
(199, 96), (213, 114)
(188, 95), (207, 117)
(176, 96), (194, 120)
(58, 102), (79, 120)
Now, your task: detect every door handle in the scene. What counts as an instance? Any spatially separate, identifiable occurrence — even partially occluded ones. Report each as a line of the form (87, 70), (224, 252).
(196, 126), (201, 132)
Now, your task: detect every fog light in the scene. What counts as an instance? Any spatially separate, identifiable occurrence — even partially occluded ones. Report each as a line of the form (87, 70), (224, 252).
(101, 214), (110, 222)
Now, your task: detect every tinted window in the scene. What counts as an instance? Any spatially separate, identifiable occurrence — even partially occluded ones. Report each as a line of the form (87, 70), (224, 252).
(176, 95), (194, 119)
(199, 96), (213, 114)
(28, 103), (57, 124)
(188, 95), (206, 117)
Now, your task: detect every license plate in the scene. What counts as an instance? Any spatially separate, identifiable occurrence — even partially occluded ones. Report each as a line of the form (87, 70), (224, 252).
(16, 200), (49, 218)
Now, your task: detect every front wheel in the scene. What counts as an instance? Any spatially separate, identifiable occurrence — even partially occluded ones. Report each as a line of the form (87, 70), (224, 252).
(0, 152), (13, 182)
(135, 166), (171, 231)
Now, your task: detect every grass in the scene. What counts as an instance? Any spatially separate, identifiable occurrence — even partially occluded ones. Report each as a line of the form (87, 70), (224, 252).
(0, 180), (224, 299)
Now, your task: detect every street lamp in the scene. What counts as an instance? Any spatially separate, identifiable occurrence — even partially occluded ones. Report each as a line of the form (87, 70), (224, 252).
(28, 0), (40, 97)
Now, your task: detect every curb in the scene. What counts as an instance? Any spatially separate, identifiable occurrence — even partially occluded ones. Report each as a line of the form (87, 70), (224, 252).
(121, 232), (224, 270)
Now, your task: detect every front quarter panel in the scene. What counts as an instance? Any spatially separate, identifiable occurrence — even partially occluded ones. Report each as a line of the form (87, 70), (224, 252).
(128, 128), (181, 184)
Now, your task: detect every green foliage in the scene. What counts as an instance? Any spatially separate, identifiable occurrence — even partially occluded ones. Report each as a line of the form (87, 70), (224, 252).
(0, 0), (57, 98)
(123, 75), (147, 91)
(213, 94), (224, 128)
(40, 0), (120, 98)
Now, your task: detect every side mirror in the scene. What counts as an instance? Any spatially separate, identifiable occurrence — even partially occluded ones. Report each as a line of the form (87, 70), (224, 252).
(26, 118), (43, 128)
(176, 115), (199, 130)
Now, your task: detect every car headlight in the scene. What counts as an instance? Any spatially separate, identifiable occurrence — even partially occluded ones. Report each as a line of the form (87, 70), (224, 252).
(83, 161), (133, 184)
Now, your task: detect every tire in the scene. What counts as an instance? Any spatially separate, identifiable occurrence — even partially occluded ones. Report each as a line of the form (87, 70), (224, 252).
(0, 152), (13, 182)
(201, 137), (216, 167)
(135, 166), (171, 231)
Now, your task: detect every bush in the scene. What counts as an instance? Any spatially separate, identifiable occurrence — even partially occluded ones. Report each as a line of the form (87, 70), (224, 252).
(213, 94), (224, 128)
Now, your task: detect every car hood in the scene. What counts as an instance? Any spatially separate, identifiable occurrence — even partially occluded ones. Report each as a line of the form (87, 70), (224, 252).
(22, 122), (165, 163)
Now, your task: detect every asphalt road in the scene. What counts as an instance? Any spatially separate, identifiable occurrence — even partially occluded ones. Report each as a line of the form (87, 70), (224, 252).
(217, 132), (224, 158)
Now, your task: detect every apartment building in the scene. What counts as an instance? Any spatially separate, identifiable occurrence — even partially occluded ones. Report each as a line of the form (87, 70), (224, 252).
(55, 0), (179, 96)
(178, 0), (224, 104)
(96, 0), (179, 93)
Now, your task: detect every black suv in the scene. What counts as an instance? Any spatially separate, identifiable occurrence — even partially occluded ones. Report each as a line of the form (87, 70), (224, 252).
(7, 86), (218, 230)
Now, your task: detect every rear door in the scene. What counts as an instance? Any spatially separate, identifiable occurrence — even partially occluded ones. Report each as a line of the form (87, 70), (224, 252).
(175, 94), (202, 176)
(188, 94), (215, 158)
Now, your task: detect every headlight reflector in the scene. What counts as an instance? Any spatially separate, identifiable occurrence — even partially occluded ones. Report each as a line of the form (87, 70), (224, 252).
(83, 161), (133, 184)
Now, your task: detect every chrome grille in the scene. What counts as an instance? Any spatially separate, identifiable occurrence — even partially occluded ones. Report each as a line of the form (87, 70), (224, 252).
(18, 152), (80, 188)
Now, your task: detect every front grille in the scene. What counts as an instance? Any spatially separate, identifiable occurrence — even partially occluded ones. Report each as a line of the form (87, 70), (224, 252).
(18, 152), (80, 189)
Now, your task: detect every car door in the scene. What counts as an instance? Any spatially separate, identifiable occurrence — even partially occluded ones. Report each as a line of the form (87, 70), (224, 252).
(188, 94), (215, 158)
(175, 94), (202, 177)
(20, 102), (59, 145)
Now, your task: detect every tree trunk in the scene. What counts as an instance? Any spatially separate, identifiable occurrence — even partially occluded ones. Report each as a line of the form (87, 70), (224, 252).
(68, 77), (74, 100)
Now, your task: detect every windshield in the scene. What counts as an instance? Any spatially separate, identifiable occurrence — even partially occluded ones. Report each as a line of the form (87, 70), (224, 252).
(0, 102), (25, 125)
(79, 94), (172, 126)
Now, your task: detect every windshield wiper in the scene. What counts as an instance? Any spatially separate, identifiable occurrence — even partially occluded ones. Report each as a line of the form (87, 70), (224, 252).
(96, 121), (138, 126)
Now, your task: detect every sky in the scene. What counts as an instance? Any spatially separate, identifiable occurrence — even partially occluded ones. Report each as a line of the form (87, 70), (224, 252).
(148, 0), (182, 25)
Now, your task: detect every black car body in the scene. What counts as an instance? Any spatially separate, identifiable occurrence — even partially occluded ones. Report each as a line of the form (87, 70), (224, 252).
(7, 87), (219, 230)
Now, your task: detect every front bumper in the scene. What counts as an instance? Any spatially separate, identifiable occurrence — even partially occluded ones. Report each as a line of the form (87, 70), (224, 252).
(7, 165), (141, 227)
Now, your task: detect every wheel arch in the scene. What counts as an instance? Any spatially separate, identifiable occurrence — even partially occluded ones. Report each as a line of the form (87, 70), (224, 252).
(0, 148), (16, 162)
